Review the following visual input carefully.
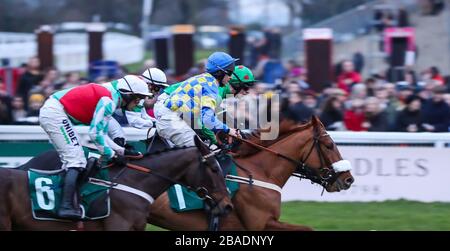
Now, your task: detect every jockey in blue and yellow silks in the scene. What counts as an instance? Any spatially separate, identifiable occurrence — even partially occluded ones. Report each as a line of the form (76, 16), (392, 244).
(154, 52), (245, 147)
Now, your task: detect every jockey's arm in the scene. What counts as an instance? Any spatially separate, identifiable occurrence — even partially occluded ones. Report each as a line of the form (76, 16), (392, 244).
(200, 83), (229, 133)
(125, 100), (154, 129)
(88, 97), (120, 160)
(125, 109), (154, 129)
(201, 107), (230, 134)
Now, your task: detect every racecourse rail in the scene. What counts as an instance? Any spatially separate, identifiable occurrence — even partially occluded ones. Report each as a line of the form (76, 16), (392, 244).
(1, 125), (450, 203)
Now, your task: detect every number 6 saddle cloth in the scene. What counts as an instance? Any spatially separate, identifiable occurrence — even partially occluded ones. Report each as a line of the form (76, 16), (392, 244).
(28, 167), (110, 221)
(27, 148), (111, 222)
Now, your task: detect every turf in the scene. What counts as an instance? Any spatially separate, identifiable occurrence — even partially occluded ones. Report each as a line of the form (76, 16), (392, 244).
(146, 200), (450, 231)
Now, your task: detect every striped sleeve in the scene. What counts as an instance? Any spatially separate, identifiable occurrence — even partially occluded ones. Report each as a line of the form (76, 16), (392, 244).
(89, 97), (116, 160)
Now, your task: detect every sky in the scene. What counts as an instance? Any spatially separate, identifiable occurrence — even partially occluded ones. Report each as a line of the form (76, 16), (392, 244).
(228, 0), (290, 26)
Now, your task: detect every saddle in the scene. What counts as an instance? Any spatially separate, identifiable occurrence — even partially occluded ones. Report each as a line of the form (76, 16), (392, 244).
(27, 151), (111, 222)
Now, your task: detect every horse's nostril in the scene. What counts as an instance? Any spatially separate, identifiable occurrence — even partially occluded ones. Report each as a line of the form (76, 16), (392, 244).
(224, 204), (233, 214)
(345, 177), (354, 185)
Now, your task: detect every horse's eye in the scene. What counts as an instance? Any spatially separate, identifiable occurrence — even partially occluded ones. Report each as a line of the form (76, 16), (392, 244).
(209, 165), (218, 173)
(325, 143), (334, 150)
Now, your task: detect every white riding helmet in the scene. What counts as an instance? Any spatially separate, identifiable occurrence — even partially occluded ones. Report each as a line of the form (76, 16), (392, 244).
(141, 68), (169, 87)
(117, 75), (153, 98)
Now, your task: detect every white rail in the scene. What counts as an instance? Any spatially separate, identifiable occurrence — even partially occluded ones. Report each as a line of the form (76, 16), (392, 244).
(1, 125), (450, 147)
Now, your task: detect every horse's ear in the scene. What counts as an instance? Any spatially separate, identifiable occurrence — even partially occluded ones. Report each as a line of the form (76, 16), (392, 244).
(311, 115), (319, 126)
(194, 135), (209, 155)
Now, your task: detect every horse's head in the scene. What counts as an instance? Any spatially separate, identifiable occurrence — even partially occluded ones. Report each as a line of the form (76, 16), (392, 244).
(296, 116), (354, 193)
(187, 136), (233, 216)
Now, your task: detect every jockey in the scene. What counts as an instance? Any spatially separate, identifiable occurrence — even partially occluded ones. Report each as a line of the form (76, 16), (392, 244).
(155, 65), (256, 146)
(109, 68), (168, 148)
(200, 65), (257, 145)
(154, 51), (252, 147)
(39, 75), (153, 220)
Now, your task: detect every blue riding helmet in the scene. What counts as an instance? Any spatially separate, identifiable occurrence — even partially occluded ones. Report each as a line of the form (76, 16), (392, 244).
(206, 52), (239, 74)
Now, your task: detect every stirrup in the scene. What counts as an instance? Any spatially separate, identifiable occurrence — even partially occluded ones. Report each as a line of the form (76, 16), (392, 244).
(58, 208), (82, 220)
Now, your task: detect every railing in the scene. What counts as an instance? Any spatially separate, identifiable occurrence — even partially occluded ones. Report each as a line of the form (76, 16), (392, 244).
(1, 125), (449, 147)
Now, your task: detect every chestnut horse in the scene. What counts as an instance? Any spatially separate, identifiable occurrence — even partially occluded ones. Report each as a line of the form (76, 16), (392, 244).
(0, 136), (232, 230)
(147, 116), (354, 230)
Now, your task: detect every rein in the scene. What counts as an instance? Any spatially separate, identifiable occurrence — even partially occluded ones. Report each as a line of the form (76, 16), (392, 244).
(232, 124), (337, 190)
(104, 152), (217, 199)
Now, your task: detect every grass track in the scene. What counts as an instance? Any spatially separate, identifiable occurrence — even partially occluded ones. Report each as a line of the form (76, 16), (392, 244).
(147, 200), (450, 231)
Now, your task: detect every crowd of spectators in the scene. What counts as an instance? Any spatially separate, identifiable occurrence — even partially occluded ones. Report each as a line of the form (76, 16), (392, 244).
(1, 50), (450, 133)
(243, 57), (450, 133)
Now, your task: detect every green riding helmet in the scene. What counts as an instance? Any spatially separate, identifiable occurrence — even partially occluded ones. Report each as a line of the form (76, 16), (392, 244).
(228, 65), (257, 92)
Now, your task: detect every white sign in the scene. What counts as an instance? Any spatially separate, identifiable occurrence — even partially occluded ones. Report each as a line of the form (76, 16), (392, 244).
(303, 28), (333, 40)
(282, 147), (450, 202)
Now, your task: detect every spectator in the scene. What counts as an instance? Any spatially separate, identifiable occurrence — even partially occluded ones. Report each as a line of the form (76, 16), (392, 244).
(320, 96), (346, 131)
(302, 90), (319, 114)
(373, 9), (385, 33)
(17, 57), (43, 108)
(421, 85), (450, 132)
(285, 80), (302, 93)
(352, 52), (365, 74)
(443, 93), (450, 107)
(398, 8), (410, 27)
(364, 78), (377, 97)
(344, 99), (366, 131)
(396, 85), (415, 108)
(431, 0), (445, 15)
(27, 93), (45, 118)
(337, 60), (362, 93)
(261, 58), (286, 84)
(350, 83), (368, 100)
(404, 70), (418, 87)
(60, 72), (81, 89)
(394, 95), (423, 132)
(0, 78), (13, 124)
(363, 97), (390, 131)
(284, 90), (314, 123)
(30, 67), (60, 98)
(430, 66), (445, 85)
(11, 96), (27, 123)
(323, 87), (348, 104)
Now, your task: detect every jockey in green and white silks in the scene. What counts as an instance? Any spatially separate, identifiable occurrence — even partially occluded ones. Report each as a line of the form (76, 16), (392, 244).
(39, 75), (153, 220)
(109, 68), (168, 147)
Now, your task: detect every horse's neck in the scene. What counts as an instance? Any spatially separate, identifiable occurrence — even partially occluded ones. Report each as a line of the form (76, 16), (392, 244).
(238, 126), (311, 188)
(236, 120), (299, 157)
(116, 149), (195, 200)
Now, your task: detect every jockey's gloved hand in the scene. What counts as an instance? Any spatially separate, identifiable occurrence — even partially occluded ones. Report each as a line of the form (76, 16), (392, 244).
(124, 148), (144, 159)
(111, 154), (127, 167)
(209, 144), (219, 151)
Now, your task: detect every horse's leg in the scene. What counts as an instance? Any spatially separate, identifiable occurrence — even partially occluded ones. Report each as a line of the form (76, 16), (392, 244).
(265, 219), (313, 231)
(0, 169), (12, 230)
(102, 190), (149, 231)
(148, 192), (246, 231)
(148, 193), (209, 231)
(231, 188), (279, 230)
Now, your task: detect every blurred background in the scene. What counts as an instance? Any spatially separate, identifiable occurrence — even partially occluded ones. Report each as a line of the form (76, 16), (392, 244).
(1, 0), (450, 230)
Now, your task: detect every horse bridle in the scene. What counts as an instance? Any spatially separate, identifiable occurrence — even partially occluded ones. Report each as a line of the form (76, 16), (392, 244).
(234, 126), (339, 189)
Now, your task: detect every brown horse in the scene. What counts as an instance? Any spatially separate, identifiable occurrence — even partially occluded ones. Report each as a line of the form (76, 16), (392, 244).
(0, 136), (232, 230)
(147, 116), (354, 230)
